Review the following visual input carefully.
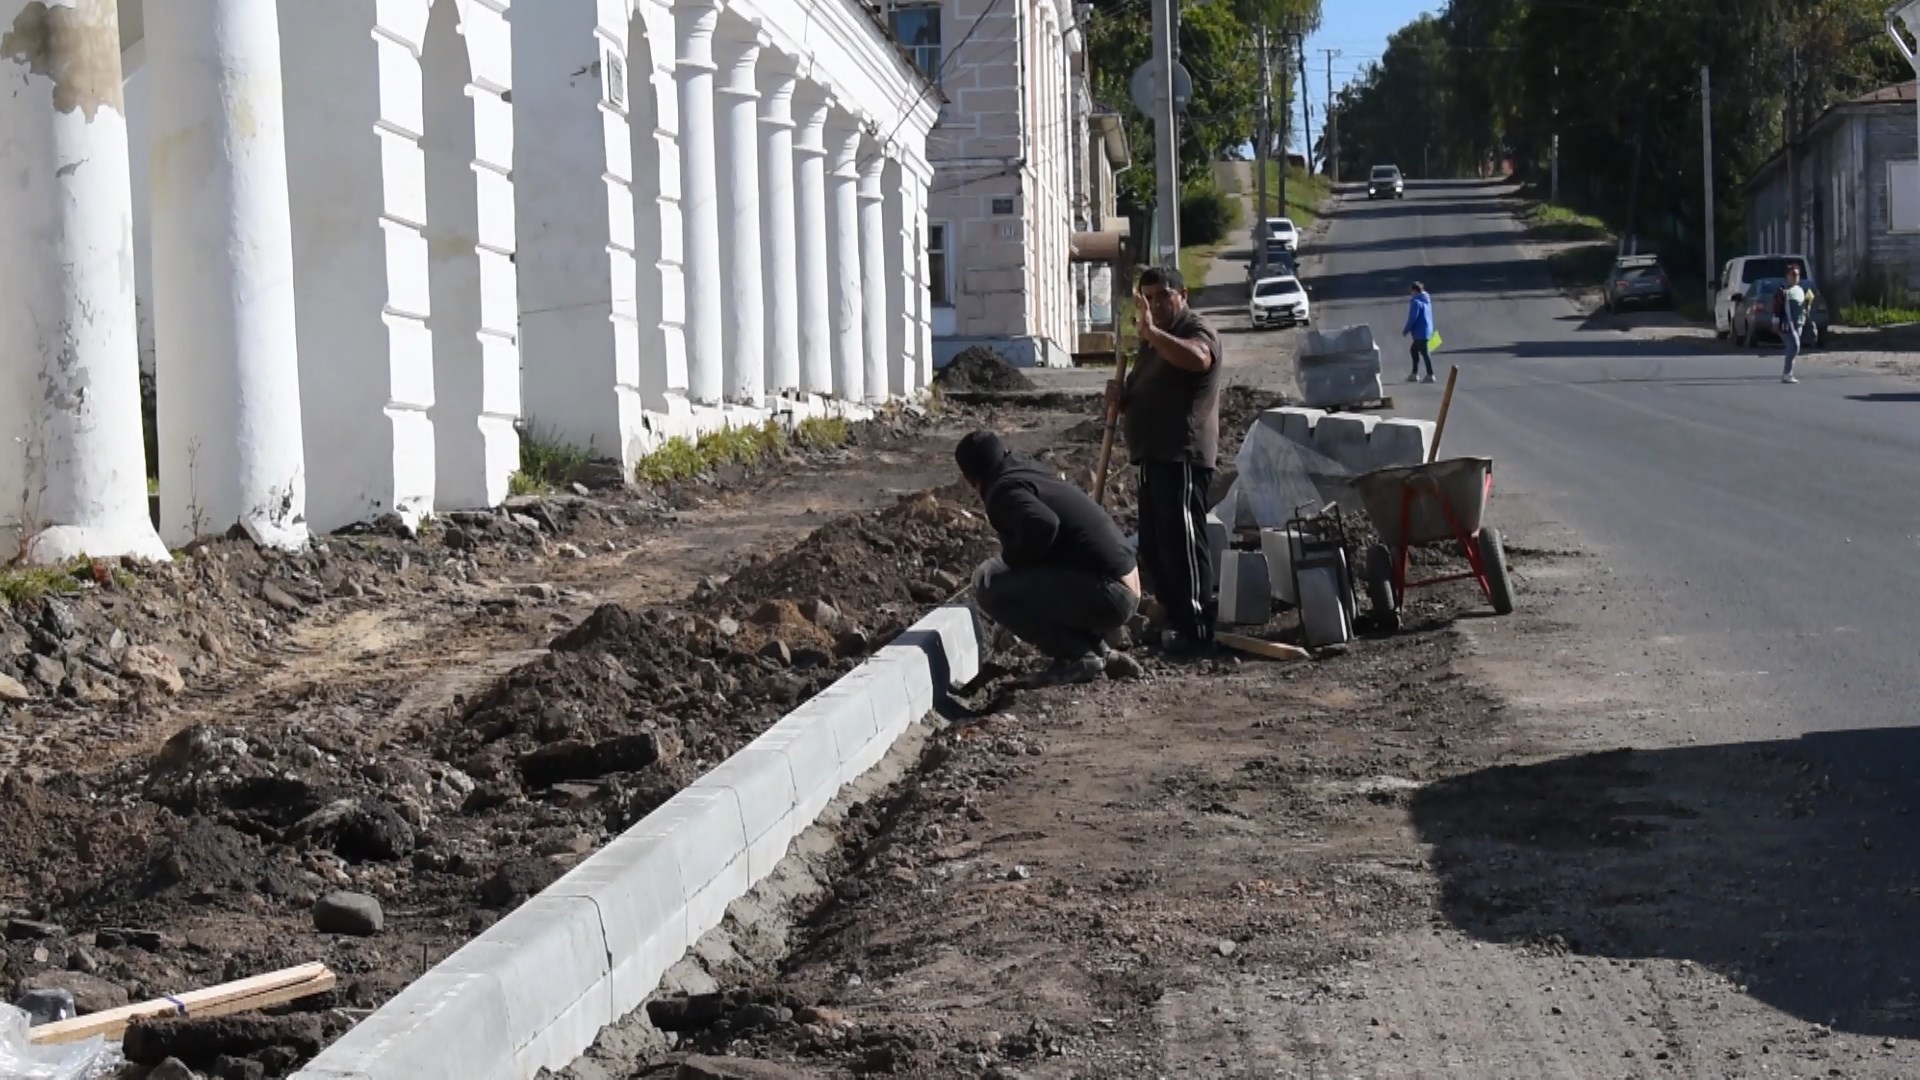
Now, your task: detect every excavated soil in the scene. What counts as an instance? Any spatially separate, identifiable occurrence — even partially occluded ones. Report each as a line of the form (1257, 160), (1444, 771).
(931, 348), (1036, 393)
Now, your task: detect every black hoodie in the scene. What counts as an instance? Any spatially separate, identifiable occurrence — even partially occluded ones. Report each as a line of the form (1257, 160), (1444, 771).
(977, 454), (1135, 580)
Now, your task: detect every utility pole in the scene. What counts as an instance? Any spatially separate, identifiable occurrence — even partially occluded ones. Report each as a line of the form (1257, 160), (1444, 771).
(1150, 0), (1180, 266)
(1550, 61), (1560, 204)
(1701, 65), (1715, 295)
(1787, 42), (1802, 256)
(1254, 22), (1270, 276)
(1297, 37), (1313, 177)
(1323, 48), (1340, 181)
(1276, 29), (1289, 224)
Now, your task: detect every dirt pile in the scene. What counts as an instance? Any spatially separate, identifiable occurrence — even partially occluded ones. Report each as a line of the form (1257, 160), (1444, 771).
(932, 347), (1035, 392)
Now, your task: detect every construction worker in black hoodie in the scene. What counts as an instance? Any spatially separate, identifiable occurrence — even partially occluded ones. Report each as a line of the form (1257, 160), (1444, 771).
(955, 430), (1142, 686)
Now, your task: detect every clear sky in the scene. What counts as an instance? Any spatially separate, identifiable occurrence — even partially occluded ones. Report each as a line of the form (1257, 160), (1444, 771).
(1296, 1), (1445, 155)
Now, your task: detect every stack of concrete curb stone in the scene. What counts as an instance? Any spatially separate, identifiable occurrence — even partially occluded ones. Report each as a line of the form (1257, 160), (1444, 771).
(290, 605), (981, 1080)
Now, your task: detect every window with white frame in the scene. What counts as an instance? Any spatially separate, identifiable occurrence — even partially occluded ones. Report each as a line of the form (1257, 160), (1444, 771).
(928, 223), (952, 305)
(890, 5), (942, 86)
(1890, 160), (1920, 233)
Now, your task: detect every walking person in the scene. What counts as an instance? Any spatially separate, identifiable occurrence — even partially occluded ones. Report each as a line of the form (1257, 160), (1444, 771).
(1404, 282), (1436, 383)
(957, 431), (1141, 686)
(1105, 266), (1225, 655)
(1775, 264), (1812, 384)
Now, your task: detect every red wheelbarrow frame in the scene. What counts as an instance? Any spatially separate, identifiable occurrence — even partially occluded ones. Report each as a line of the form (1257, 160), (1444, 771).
(1388, 468), (1497, 604)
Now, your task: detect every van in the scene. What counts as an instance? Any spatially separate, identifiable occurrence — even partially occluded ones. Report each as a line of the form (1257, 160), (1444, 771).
(1714, 255), (1809, 337)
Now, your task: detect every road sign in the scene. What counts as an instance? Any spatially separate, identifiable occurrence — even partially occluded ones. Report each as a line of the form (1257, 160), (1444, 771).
(1129, 61), (1193, 116)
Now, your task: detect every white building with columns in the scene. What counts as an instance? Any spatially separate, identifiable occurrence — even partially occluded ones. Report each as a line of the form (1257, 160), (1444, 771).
(890, 0), (1087, 369)
(0, 0), (937, 562)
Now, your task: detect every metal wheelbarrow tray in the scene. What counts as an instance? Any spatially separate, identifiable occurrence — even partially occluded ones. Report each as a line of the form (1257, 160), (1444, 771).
(1349, 456), (1515, 631)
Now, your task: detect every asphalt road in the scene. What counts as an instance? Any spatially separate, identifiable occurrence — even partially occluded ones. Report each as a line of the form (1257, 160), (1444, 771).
(1303, 180), (1920, 746)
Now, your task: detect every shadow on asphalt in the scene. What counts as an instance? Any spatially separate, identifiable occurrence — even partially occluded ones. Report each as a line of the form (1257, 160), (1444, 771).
(1446, 338), (1714, 360)
(1846, 392), (1920, 403)
(1412, 727), (1920, 1040)
(1313, 230), (1512, 257)
(1304, 258), (1556, 305)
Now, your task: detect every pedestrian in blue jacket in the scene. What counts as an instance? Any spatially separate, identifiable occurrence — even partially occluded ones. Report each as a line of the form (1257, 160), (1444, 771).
(1403, 282), (1435, 383)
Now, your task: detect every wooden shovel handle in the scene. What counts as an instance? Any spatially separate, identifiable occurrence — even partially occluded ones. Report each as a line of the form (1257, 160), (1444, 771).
(1428, 365), (1460, 463)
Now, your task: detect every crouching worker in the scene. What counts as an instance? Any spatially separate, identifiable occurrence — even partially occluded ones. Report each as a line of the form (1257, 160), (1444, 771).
(956, 430), (1141, 686)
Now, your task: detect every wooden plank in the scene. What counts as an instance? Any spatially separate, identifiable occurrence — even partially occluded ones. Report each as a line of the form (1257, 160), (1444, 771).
(29, 963), (334, 1045)
(1217, 632), (1313, 663)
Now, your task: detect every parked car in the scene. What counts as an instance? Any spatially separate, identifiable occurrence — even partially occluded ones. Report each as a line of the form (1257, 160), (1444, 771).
(1603, 254), (1672, 314)
(1713, 254), (1809, 337)
(1262, 216), (1300, 253)
(1730, 276), (1832, 348)
(1244, 249), (1298, 293)
(1248, 274), (1311, 329)
(1368, 165), (1404, 200)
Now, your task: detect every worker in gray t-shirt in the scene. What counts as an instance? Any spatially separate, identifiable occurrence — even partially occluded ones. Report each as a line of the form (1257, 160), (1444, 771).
(1105, 266), (1225, 654)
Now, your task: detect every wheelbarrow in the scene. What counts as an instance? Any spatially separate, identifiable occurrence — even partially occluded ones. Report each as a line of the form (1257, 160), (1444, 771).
(1350, 457), (1514, 632)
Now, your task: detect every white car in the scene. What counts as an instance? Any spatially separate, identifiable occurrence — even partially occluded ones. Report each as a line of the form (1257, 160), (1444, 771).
(1262, 216), (1300, 253)
(1248, 274), (1310, 329)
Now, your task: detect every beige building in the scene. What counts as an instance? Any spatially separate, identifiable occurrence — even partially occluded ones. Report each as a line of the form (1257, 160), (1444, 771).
(888, 0), (1096, 368)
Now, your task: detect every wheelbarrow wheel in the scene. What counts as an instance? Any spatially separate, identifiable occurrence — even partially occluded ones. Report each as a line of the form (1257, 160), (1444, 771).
(1365, 542), (1400, 632)
(1479, 527), (1516, 616)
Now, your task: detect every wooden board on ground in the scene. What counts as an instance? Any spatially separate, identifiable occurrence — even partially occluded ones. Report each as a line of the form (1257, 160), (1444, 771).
(1217, 632), (1313, 662)
(29, 963), (337, 1045)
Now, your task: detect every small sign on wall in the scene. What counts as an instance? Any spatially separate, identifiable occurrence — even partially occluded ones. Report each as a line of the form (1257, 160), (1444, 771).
(605, 50), (627, 111)
(991, 197), (1016, 216)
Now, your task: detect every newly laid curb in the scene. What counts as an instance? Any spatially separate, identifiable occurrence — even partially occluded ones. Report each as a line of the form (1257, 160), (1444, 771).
(291, 603), (981, 1080)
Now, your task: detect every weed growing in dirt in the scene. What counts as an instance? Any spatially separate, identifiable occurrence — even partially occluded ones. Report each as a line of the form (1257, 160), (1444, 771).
(700, 421), (785, 466)
(635, 437), (708, 486)
(1841, 303), (1920, 328)
(510, 427), (592, 495)
(794, 417), (851, 450)
(0, 560), (84, 606)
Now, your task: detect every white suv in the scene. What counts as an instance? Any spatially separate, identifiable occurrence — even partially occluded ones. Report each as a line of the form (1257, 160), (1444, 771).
(1368, 165), (1404, 200)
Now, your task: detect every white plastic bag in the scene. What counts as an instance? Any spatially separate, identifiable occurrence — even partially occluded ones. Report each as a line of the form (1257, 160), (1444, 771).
(0, 1004), (123, 1080)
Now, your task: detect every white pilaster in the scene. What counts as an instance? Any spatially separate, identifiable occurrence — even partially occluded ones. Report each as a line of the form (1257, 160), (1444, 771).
(791, 84), (836, 397)
(912, 164), (936, 391)
(675, 0), (725, 406)
(758, 57), (802, 397)
(147, 0), (307, 549)
(279, 0), (435, 532)
(881, 157), (909, 399)
(714, 31), (765, 405)
(857, 144), (890, 404)
(424, 0), (520, 512)
(824, 111), (866, 402)
(0, 0), (167, 562)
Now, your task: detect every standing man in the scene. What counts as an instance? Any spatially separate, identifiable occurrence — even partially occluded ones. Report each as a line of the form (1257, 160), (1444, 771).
(1106, 267), (1225, 655)
(957, 431), (1141, 685)
(1776, 264), (1811, 384)
(1404, 282), (1435, 383)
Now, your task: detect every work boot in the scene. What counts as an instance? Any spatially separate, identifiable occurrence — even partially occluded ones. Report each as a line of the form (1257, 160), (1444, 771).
(1027, 652), (1105, 688)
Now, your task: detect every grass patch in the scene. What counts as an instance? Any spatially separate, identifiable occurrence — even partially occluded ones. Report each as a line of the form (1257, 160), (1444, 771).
(509, 427), (593, 496)
(1840, 303), (1920, 328)
(0, 556), (114, 606)
(633, 421), (787, 486)
(794, 416), (851, 451)
(1252, 163), (1334, 227)
(1522, 202), (1613, 243)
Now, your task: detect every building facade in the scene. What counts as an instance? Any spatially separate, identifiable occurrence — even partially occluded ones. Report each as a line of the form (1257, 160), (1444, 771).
(891, 0), (1085, 369)
(1745, 81), (1920, 305)
(0, 0), (937, 561)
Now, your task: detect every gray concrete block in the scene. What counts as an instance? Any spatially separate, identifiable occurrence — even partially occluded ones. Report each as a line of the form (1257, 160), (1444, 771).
(290, 969), (514, 1080)
(1217, 550), (1272, 625)
(544, 832), (688, 1018)
(435, 895), (612, 1076)
(794, 670), (884, 771)
(689, 747), (800, 884)
(1206, 512), (1229, 589)
(1268, 405), (1324, 447)
(1259, 529), (1301, 605)
(1365, 417), (1435, 471)
(1309, 413), (1380, 474)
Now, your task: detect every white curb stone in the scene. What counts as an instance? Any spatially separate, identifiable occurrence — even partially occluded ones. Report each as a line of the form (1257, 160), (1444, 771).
(293, 603), (980, 1080)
